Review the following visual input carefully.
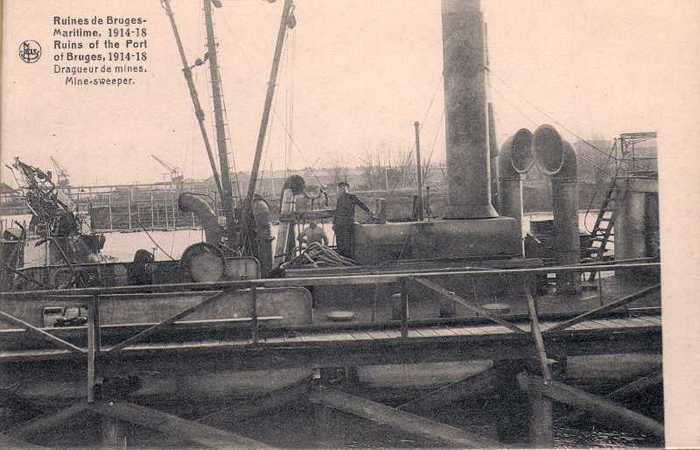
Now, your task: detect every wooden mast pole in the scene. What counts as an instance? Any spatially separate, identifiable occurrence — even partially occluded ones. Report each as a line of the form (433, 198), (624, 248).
(242, 0), (295, 254)
(204, 0), (238, 249)
(161, 0), (224, 202)
(247, 0), (294, 206)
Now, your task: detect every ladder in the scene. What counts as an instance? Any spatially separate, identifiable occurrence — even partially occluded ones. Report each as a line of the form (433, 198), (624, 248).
(586, 169), (625, 280)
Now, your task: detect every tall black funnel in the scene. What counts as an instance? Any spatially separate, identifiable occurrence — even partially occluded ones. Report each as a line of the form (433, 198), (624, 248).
(441, 0), (497, 219)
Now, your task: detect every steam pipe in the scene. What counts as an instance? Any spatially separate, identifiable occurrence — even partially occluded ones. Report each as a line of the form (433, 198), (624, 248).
(441, 0), (497, 218)
(533, 125), (580, 294)
(178, 193), (223, 246)
(497, 128), (534, 253)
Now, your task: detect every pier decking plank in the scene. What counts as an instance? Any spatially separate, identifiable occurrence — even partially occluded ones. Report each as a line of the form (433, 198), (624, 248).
(349, 331), (375, 341)
(431, 327), (458, 337)
(0, 315), (662, 369)
(415, 328), (439, 337)
(365, 330), (391, 340)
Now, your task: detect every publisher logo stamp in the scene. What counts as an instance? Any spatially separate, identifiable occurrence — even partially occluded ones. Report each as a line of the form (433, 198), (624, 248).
(19, 40), (42, 63)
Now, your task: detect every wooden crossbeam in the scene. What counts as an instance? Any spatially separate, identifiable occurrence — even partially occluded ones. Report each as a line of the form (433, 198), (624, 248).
(517, 372), (664, 437)
(0, 310), (85, 354)
(9, 402), (89, 439)
(106, 288), (236, 354)
(525, 283), (552, 381)
(544, 284), (660, 334)
(607, 370), (663, 401)
(396, 367), (496, 412)
(88, 401), (271, 448)
(566, 370), (663, 424)
(309, 387), (502, 448)
(414, 277), (528, 334)
(197, 377), (313, 427)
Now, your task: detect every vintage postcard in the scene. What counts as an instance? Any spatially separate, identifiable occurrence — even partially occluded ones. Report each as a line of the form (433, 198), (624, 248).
(1, 0), (698, 448)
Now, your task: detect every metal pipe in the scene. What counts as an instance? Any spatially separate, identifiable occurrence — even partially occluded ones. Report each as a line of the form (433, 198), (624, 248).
(488, 103), (500, 210)
(178, 193), (222, 245)
(441, 0), (497, 218)
(533, 125), (580, 294)
(497, 129), (533, 252)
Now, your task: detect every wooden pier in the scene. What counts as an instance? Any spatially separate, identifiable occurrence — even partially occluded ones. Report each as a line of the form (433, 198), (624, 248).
(0, 262), (662, 447)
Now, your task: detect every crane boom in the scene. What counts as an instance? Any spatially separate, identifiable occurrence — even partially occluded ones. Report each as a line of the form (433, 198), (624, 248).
(49, 156), (70, 187)
(150, 154), (179, 176)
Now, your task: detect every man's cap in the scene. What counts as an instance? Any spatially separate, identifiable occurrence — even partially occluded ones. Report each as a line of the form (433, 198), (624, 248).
(337, 181), (349, 188)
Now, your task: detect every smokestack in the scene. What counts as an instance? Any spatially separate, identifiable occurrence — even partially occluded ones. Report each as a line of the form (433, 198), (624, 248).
(441, 0), (497, 219)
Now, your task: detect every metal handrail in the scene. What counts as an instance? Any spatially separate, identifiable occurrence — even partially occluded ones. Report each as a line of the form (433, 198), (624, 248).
(0, 261), (660, 298)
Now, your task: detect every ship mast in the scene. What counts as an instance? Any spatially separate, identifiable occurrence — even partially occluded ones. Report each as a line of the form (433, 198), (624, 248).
(240, 0), (295, 254)
(161, 0), (224, 203)
(204, 0), (238, 250)
(246, 0), (295, 209)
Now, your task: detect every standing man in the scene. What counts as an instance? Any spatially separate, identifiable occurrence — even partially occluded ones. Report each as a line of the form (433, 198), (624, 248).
(332, 181), (373, 257)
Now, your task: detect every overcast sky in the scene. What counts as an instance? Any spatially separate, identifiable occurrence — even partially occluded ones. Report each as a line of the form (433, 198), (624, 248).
(1, 0), (694, 186)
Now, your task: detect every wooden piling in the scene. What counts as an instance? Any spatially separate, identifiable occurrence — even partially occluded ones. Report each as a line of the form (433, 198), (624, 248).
(493, 360), (527, 443)
(518, 372), (665, 438)
(313, 374), (332, 447)
(527, 384), (554, 447)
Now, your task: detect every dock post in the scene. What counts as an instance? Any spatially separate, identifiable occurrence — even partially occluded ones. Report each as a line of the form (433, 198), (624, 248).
(313, 374), (332, 447)
(400, 279), (409, 337)
(493, 359), (527, 443)
(439, 290), (457, 318)
(527, 382), (554, 447)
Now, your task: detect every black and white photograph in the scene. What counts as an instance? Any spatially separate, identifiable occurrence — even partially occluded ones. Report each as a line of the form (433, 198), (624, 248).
(1, 0), (698, 447)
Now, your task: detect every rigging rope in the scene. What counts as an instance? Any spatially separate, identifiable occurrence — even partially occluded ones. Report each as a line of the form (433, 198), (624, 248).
(135, 217), (176, 261)
(490, 81), (614, 178)
(488, 68), (618, 164)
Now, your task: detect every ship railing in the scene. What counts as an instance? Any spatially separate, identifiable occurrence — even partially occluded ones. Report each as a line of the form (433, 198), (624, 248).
(0, 261), (660, 399)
